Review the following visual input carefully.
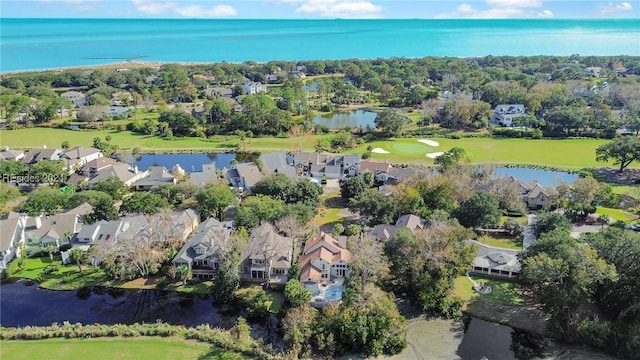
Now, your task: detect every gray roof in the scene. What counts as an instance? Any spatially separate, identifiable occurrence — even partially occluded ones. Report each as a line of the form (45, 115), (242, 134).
(172, 218), (230, 265)
(396, 214), (424, 231)
(242, 223), (291, 268)
(62, 146), (101, 161)
(494, 104), (525, 114)
(64, 202), (94, 216)
(88, 162), (140, 185)
(468, 240), (521, 273)
(0, 217), (22, 252)
(259, 152), (297, 180)
(293, 151), (328, 166)
(525, 183), (558, 199)
(25, 213), (80, 243)
(133, 166), (175, 187)
(0, 148), (24, 161)
(235, 163), (265, 188)
(188, 163), (218, 187)
(22, 148), (63, 164)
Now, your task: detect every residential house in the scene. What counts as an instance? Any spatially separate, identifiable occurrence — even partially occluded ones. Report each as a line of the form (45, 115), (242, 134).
(67, 157), (117, 186)
(0, 147), (25, 161)
(0, 215), (26, 274)
(187, 163), (219, 188)
(132, 166), (176, 190)
(86, 162), (149, 187)
(191, 105), (206, 119)
(468, 240), (520, 279)
(73, 215), (148, 249)
(102, 106), (129, 118)
(60, 91), (87, 108)
(293, 151), (328, 174)
(22, 146), (63, 165)
(491, 104), (526, 127)
(207, 87), (233, 98)
(359, 160), (393, 182)
(239, 223), (292, 283)
(584, 67), (602, 77)
(63, 202), (94, 221)
(168, 209), (200, 242)
(326, 154), (360, 177)
(111, 91), (133, 106)
(299, 232), (351, 298)
(172, 218), (230, 279)
(290, 70), (306, 79)
(242, 81), (266, 95)
(265, 74), (279, 83)
(524, 183), (558, 209)
(225, 162), (267, 191)
(24, 213), (82, 249)
(371, 214), (425, 241)
(61, 146), (103, 171)
(259, 152), (297, 180)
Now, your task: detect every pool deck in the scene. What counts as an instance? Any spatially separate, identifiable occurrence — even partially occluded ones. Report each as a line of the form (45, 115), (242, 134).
(309, 278), (345, 308)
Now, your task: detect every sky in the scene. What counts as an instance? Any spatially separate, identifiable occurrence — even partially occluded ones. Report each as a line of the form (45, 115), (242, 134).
(1, 0), (638, 19)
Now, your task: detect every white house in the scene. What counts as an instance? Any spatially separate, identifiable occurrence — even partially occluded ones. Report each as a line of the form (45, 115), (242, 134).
(60, 91), (87, 108)
(61, 146), (103, 171)
(491, 104), (526, 127)
(468, 240), (521, 279)
(0, 214), (26, 274)
(242, 81), (266, 95)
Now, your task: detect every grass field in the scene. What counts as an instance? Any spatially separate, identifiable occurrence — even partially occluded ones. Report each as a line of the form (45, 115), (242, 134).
(476, 233), (523, 250)
(452, 275), (525, 306)
(596, 206), (639, 222)
(0, 127), (613, 169)
(0, 337), (233, 360)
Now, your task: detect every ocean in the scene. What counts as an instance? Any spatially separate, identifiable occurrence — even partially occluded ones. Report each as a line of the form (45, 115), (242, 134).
(1, 18), (639, 72)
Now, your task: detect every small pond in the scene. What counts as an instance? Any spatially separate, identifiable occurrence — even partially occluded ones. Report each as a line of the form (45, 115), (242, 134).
(495, 167), (579, 187)
(124, 153), (257, 172)
(313, 109), (377, 129)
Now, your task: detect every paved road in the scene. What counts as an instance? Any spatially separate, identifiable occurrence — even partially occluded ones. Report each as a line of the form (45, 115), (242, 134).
(522, 214), (536, 249)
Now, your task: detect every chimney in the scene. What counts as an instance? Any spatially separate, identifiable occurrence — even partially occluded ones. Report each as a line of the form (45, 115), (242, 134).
(133, 166), (139, 174)
(35, 216), (42, 229)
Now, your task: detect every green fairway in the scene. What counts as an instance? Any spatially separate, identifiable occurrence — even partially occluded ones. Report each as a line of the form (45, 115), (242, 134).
(0, 337), (224, 360)
(389, 141), (435, 154)
(0, 127), (614, 169)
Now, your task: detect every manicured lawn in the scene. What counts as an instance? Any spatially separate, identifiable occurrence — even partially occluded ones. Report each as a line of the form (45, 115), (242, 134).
(610, 184), (640, 197)
(0, 337), (222, 360)
(500, 215), (528, 225)
(476, 233), (523, 250)
(167, 281), (214, 295)
(357, 137), (610, 169)
(1, 128), (616, 169)
(596, 206), (638, 222)
(313, 194), (346, 227)
(7, 256), (114, 290)
(453, 275), (525, 306)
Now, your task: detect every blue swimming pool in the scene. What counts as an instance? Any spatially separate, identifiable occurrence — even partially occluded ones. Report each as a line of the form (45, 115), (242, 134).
(324, 284), (344, 302)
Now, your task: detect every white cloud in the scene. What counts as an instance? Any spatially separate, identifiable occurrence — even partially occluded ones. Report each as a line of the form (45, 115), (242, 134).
(131, 0), (238, 17)
(294, 0), (383, 18)
(437, 0), (553, 18)
(600, 2), (633, 14)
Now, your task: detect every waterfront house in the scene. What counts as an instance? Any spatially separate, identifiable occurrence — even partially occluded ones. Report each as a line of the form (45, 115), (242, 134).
(0, 214), (26, 275)
(168, 209), (200, 242)
(259, 151), (297, 180)
(87, 162), (149, 187)
(584, 67), (602, 77)
(239, 223), (292, 283)
(491, 104), (526, 127)
(24, 213), (82, 249)
(524, 183), (558, 210)
(359, 160), (393, 182)
(468, 240), (521, 279)
(74, 215), (148, 249)
(299, 232), (351, 298)
(172, 218), (230, 279)
(225, 162), (266, 192)
(187, 163), (219, 188)
(61, 146), (103, 171)
(132, 166), (176, 190)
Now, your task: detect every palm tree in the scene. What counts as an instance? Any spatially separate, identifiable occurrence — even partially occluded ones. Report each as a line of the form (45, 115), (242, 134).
(47, 244), (55, 261)
(70, 248), (84, 272)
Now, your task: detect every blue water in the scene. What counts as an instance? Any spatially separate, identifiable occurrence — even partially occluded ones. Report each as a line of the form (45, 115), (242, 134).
(1, 19), (639, 72)
(314, 110), (377, 129)
(495, 166), (579, 187)
(133, 153), (238, 172)
(324, 284), (344, 302)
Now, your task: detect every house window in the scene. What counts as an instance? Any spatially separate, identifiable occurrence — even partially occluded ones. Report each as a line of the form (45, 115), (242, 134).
(273, 268), (285, 275)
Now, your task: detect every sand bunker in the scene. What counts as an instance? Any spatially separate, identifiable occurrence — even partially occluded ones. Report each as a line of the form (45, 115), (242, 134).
(371, 148), (390, 154)
(418, 139), (440, 147)
(426, 152), (444, 159)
